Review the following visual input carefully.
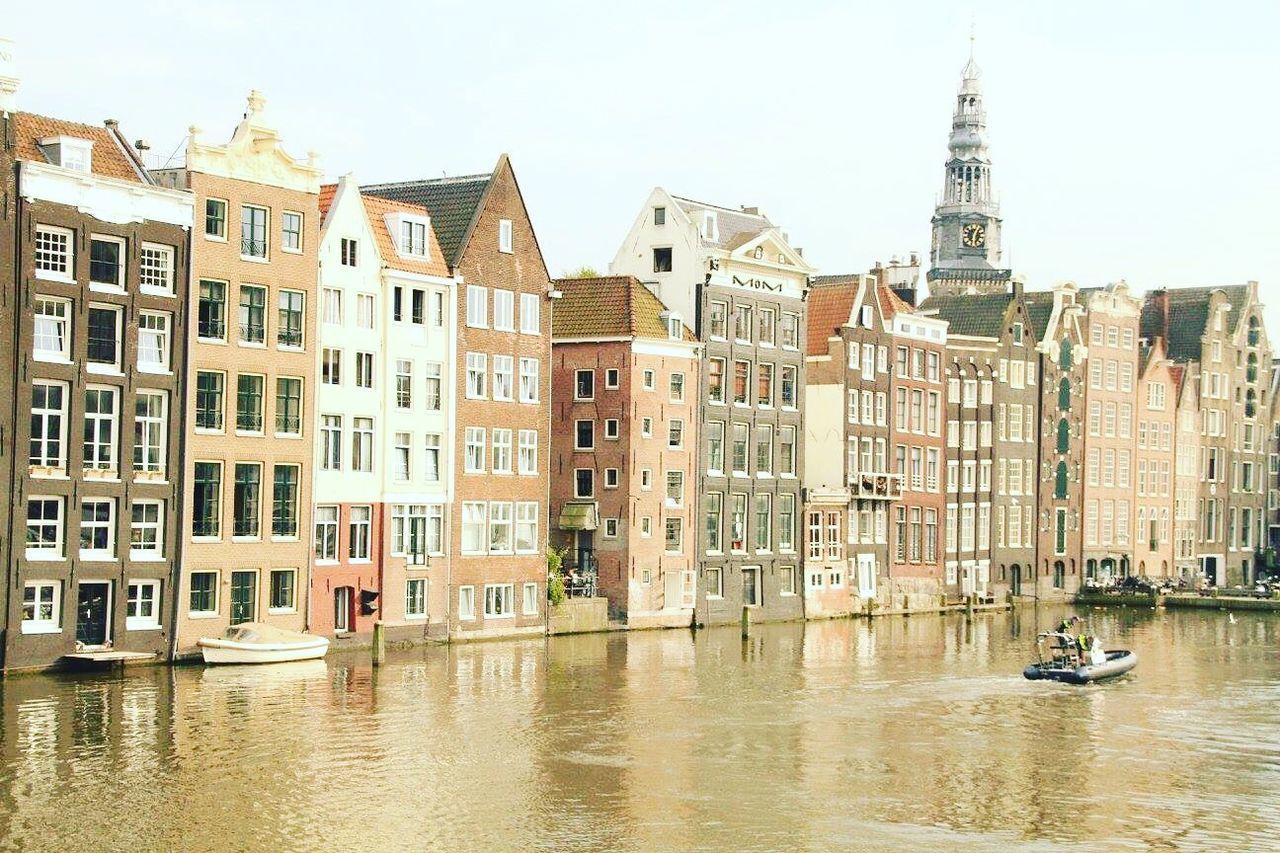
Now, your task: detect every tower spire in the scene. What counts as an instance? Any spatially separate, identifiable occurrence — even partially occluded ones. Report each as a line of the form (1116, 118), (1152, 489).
(925, 39), (1011, 297)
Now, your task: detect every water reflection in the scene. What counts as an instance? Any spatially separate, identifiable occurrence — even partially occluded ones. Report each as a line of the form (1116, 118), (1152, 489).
(1, 606), (1278, 850)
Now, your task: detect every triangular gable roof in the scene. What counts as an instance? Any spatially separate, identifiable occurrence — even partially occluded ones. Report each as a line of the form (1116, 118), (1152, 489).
(671, 196), (772, 250)
(730, 228), (815, 273)
(551, 276), (696, 341)
(878, 280), (914, 319)
(806, 279), (862, 356)
(11, 112), (144, 183)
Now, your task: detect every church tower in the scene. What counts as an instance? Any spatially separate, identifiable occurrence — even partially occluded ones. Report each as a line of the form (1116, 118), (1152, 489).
(926, 44), (1012, 296)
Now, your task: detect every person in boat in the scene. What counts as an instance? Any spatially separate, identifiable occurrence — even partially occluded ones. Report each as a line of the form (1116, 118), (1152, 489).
(1056, 615), (1083, 663)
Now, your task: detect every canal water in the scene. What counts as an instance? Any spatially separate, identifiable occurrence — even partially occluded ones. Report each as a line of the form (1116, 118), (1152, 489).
(1, 605), (1277, 851)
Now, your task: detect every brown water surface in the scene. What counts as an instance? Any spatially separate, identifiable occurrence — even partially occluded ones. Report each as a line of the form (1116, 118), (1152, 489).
(1, 605), (1277, 851)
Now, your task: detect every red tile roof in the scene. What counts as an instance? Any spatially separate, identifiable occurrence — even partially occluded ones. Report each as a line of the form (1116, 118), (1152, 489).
(877, 281), (914, 319)
(11, 112), (143, 182)
(318, 183), (337, 217)
(551, 276), (695, 341)
(360, 194), (451, 278)
(806, 283), (858, 356)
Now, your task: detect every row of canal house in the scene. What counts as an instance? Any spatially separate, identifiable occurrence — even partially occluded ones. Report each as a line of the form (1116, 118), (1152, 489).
(2, 39), (1277, 670)
(0, 38), (555, 670)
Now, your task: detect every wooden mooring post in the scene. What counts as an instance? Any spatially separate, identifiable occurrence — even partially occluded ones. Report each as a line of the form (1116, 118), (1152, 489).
(372, 620), (386, 666)
(741, 605), (750, 639)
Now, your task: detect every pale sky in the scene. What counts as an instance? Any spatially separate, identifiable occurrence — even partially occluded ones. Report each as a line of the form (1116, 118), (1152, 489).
(7, 1), (1279, 327)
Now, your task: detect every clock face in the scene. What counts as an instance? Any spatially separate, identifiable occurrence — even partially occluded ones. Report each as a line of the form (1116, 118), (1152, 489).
(962, 223), (987, 248)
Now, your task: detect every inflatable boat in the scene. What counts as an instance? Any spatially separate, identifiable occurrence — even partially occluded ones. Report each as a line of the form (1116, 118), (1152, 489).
(1023, 631), (1137, 684)
(1024, 649), (1138, 684)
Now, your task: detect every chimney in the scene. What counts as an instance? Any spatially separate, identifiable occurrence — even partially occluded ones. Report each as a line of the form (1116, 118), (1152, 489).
(0, 37), (18, 113)
(1011, 275), (1024, 299)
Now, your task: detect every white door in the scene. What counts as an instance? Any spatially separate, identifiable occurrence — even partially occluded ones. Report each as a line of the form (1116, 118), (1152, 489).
(857, 554), (877, 598)
(961, 565), (975, 596)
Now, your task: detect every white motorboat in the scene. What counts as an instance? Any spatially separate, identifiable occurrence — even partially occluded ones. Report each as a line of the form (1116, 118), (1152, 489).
(198, 622), (330, 665)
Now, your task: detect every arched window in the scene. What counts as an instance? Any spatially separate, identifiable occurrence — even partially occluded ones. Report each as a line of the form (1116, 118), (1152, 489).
(1055, 461), (1068, 498)
(1060, 338), (1073, 370)
(1249, 315), (1260, 347)
(1247, 352), (1258, 384)
(1058, 378), (1071, 410)
(1056, 418), (1070, 453)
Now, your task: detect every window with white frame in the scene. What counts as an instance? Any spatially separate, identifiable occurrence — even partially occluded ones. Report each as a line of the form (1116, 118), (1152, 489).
(458, 586), (476, 620)
(406, 579), (427, 619)
(604, 518), (619, 538)
(518, 430), (538, 474)
(499, 219), (514, 253)
(137, 311), (171, 372)
(89, 235), (125, 289)
(34, 225), (73, 281)
(399, 218), (429, 256)
(321, 415), (343, 470)
(356, 293), (376, 330)
(394, 432), (412, 481)
(352, 417), (374, 473)
(30, 381), (68, 470)
(491, 429), (512, 474)
(424, 433), (443, 480)
(129, 500), (164, 558)
(485, 583), (514, 618)
(604, 419), (620, 440)
(493, 289), (515, 331)
(22, 581), (61, 633)
(574, 468), (594, 498)
(26, 497), (64, 558)
(241, 205), (269, 258)
(465, 427), (486, 473)
(423, 362), (442, 410)
(516, 502), (538, 553)
(466, 353), (487, 398)
(489, 502), (513, 553)
(123, 579), (161, 630)
(462, 503), (487, 554)
(523, 582), (538, 615)
(33, 297), (71, 361)
(314, 505), (339, 561)
(396, 360), (413, 409)
(669, 419), (684, 449)
(520, 293), (539, 334)
(282, 211), (303, 252)
(322, 288), (342, 325)
(519, 357), (540, 403)
(467, 285), (488, 327)
(83, 387), (118, 471)
(665, 517), (683, 553)
(493, 355), (514, 401)
(79, 498), (115, 558)
(349, 505), (372, 560)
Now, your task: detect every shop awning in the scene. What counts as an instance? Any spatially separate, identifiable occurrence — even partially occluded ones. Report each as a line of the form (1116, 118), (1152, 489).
(557, 501), (599, 531)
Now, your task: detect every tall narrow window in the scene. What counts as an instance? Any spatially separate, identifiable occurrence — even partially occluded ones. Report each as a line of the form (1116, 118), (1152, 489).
(278, 291), (305, 348)
(271, 465), (300, 538)
(199, 280), (227, 340)
(233, 462), (261, 538)
(239, 284), (266, 344)
(133, 391), (166, 473)
(241, 205), (268, 258)
(83, 388), (118, 470)
(30, 382), (67, 470)
(193, 462), (222, 538)
(275, 378), (302, 435)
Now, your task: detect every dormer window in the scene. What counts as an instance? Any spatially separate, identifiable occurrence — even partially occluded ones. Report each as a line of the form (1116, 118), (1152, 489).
(701, 212), (718, 242)
(400, 218), (429, 258)
(39, 135), (93, 173)
(661, 311), (682, 341)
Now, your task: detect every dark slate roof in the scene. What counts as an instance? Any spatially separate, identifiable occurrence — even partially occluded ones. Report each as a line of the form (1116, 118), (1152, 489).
(811, 273), (861, 288)
(917, 292), (1012, 338)
(671, 196), (772, 249)
(361, 173), (492, 268)
(1140, 285), (1251, 362)
(1022, 291), (1055, 341)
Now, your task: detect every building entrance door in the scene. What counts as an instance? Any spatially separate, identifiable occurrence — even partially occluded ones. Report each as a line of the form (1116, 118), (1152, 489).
(75, 582), (111, 647)
(856, 554), (877, 599)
